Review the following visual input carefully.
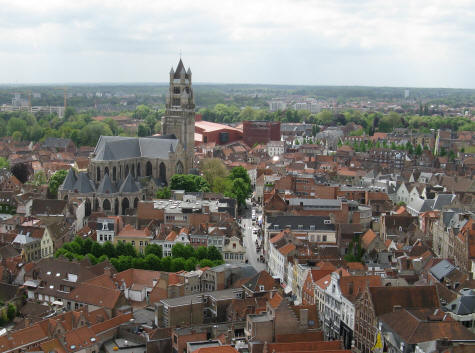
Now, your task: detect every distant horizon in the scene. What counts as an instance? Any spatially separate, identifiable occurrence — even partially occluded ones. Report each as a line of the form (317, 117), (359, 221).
(1, 82), (474, 91)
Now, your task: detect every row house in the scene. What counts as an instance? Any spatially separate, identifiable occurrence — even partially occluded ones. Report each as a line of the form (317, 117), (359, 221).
(23, 257), (112, 306)
(432, 210), (472, 258)
(95, 216), (123, 243)
(378, 306), (475, 353)
(453, 219), (475, 274)
(113, 223), (154, 255)
(353, 285), (440, 353)
(315, 269), (350, 340)
(222, 235), (246, 263)
(154, 228), (191, 257)
(267, 231), (297, 283)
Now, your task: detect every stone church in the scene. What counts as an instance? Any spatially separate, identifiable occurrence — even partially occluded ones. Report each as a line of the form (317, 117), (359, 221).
(58, 59), (195, 216)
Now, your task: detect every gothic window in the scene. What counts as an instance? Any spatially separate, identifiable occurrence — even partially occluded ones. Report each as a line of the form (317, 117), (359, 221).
(103, 199), (111, 210)
(113, 167), (117, 181)
(104, 167), (109, 176)
(175, 161), (184, 174)
(136, 163), (141, 177)
(121, 198), (130, 215)
(173, 98), (180, 106)
(134, 197), (139, 209)
(159, 162), (166, 181)
(174, 87), (180, 94)
(125, 165), (129, 177)
(97, 167), (101, 182)
(146, 161), (153, 177)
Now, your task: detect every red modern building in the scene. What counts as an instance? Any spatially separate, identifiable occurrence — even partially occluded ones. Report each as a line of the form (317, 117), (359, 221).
(243, 120), (281, 146)
(194, 115), (243, 145)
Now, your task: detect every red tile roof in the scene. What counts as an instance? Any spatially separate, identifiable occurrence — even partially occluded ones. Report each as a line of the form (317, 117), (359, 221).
(269, 293), (284, 308)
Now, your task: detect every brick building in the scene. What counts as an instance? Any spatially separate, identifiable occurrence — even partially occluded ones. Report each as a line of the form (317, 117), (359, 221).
(195, 117), (243, 145)
(353, 286), (439, 353)
(243, 121), (281, 147)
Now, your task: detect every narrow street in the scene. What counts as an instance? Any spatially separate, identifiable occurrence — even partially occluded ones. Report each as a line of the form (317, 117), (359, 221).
(241, 200), (266, 272)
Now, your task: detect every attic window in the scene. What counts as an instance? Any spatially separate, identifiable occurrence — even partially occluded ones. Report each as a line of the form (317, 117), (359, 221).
(298, 225), (303, 230)
(310, 225), (315, 230)
(259, 285), (265, 292)
(324, 220), (331, 225)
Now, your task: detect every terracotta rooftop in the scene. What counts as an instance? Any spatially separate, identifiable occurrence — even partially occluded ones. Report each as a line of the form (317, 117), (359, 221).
(278, 242), (296, 256)
(193, 346), (239, 353)
(269, 293), (284, 308)
(361, 229), (377, 249)
(368, 285), (439, 317)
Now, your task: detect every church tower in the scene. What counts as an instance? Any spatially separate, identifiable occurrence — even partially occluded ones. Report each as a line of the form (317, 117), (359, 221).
(162, 59), (195, 173)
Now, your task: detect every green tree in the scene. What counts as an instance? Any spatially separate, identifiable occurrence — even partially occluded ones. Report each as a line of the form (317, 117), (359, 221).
(170, 174), (210, 192)
(90, 242), (103, 258)
(201, 158), (229, 186)
(7, 303), (16, 321)
(171, 243), (187, 258)
(415, 144), (423, 156)
(206, 246), (223, 261)
(102, 241), (116, 258)
(0, 157), (9, 169)
(12, 131), (22, 141)
(199, 259), (214, 268)
(195, 246), (208, 260)
(145, 244), (162, 258)
(48, 169), (68, 197)
(145, 253), (161, 270)
(31, 170), (47, 186)
(156, 187), (171, 199)
(138, 123), (151, 137)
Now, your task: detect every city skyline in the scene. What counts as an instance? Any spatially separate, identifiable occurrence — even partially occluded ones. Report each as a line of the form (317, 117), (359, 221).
(0, 0), (474, 88)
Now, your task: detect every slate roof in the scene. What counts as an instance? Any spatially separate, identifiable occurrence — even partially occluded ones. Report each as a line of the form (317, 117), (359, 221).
(445, 289), (475, 315)
(73, 172), (95, 193)
(429, 259), (456, 281)
(119, 173), (139, 193)
(173, 59), (190, 79)
(433, 193), (456, 210)
(92, 135), (178, 161)
(267, 215), (335, 231)
(96, 173), (117, 194)
(61, 168), (77, 191)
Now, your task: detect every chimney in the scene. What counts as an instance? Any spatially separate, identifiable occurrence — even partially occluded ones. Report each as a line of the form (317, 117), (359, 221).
(104, 266), (111, 277)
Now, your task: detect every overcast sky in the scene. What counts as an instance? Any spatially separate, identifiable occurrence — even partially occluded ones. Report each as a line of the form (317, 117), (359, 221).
(0, 0), (474, 88)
